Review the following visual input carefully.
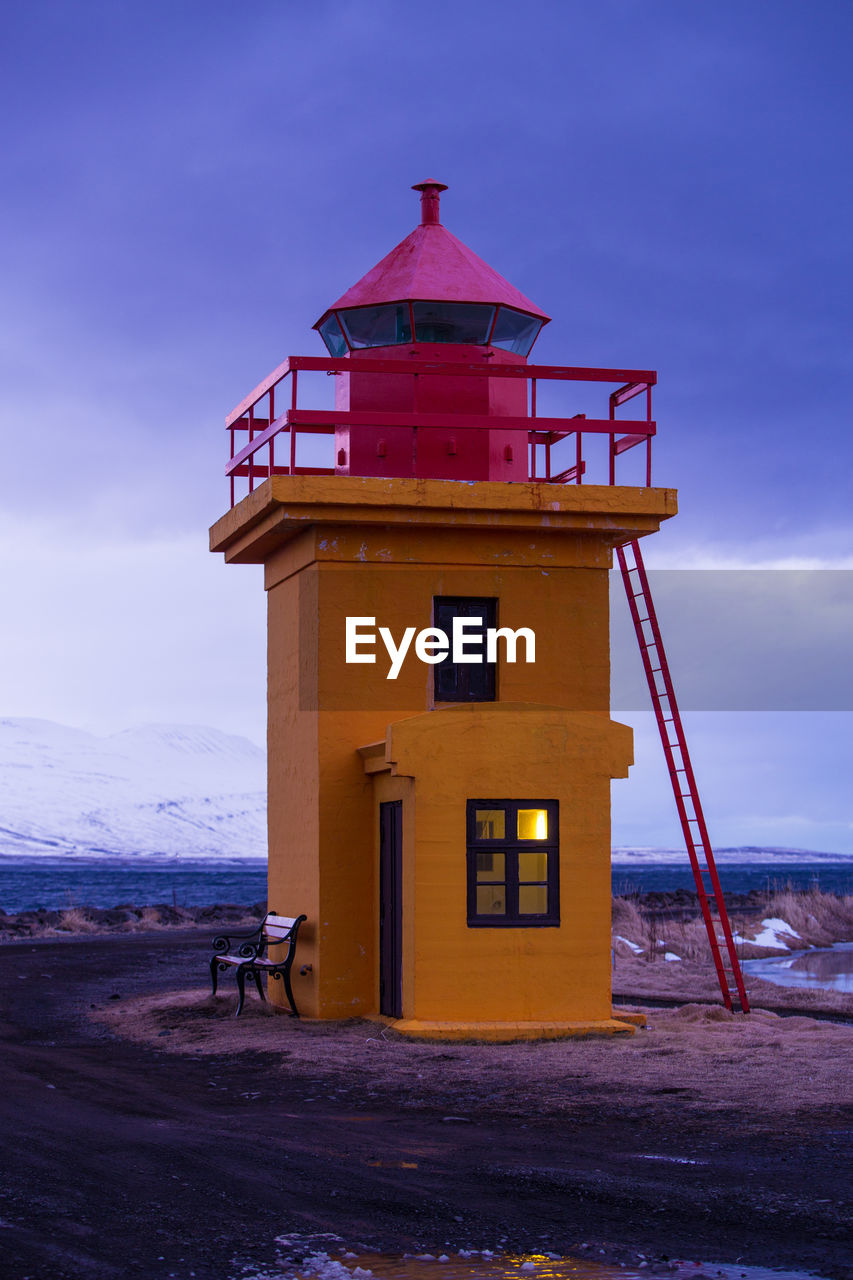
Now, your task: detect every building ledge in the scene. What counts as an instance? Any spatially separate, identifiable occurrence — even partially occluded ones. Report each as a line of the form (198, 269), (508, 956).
(210, 474), (677, 564)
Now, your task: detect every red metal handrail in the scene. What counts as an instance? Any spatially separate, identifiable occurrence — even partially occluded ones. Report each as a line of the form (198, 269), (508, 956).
(224, 355), (656, 507)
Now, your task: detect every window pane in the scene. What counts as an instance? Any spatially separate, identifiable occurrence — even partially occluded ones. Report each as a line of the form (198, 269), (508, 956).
(475, 810), (505, 841)
(413, 302), (495, 345)
(477, 886), (506, 915)
(318, 314), (348, 357)
(434, 597), (497, 703)
(489, 307), (544, 356)
(339, 304), (412, 348)
(518, 808), (549, 840)
(518, 851), (548, 882)
(518, 885), (549, 915)
(476, 852), (505, 880)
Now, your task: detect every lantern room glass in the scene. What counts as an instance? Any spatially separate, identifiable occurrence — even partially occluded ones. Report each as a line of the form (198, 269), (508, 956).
(412, 302), (495, 345)
(320, 301), (543, 354)
(490, 307), (543, 356)
(318, 313), (348, 357)
(338, 304), (413, 349)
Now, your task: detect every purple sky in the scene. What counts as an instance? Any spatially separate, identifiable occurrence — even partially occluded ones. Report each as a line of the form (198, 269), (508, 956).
(1, 1), (851, 850)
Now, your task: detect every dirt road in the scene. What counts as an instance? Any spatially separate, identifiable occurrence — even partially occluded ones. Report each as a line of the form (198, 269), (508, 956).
(0, 932), (850, 1280)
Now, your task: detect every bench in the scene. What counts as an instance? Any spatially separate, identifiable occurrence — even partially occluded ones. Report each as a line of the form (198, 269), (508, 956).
(209, 912), (307, 1017)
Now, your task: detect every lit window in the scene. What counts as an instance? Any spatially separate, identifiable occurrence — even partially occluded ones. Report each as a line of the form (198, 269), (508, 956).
(518, 808), (548, 840)
(466, 800), (559, 927)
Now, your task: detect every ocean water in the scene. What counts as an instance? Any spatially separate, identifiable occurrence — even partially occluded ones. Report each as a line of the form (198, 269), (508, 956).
(611, 861), (853, 897)
(1, 857), (851, 915)
(0, 858), (269, 914)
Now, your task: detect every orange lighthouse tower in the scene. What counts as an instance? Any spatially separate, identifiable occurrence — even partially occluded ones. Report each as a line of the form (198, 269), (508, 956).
(210, 182), (677, 1038)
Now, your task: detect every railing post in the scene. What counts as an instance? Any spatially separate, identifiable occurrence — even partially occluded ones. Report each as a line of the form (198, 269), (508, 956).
(289, 370), (298, 475)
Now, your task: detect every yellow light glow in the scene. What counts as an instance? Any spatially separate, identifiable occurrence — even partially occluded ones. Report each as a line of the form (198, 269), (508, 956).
(518, 807), (548, 839)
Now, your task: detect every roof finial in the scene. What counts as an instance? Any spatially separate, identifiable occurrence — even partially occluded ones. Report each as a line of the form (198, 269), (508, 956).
(412, 179), (448, 226)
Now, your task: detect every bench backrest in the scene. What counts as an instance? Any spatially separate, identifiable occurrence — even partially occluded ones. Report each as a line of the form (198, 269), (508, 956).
(262, 913), (303, 943)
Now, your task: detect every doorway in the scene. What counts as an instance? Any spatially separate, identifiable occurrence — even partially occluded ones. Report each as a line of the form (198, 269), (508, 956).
(379, 800), (402, 1018)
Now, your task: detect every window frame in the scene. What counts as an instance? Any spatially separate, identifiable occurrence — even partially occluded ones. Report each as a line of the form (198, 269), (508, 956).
(466, 799), (560, 928)
(433, 596), (497, 703)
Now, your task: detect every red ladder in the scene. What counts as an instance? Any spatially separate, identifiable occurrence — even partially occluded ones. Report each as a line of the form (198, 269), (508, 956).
(616, 539), (750, 1013)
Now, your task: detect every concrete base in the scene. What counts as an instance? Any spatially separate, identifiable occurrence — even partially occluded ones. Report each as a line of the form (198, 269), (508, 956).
(380, 1016), (638, 1042)
(612, 1008), (647, 1028)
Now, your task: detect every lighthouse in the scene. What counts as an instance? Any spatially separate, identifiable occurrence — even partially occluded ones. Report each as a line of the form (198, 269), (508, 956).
(210, 181), (676, 1038)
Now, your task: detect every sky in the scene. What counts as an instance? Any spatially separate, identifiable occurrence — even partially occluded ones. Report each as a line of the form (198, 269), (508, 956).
(0, 0), (851, 851)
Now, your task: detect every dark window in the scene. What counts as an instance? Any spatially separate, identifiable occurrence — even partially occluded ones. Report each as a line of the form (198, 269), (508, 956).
(467, 800), (559, 927)
(433, 597), (496, 703)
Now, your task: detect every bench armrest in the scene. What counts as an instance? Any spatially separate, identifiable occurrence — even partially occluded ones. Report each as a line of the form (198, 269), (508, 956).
(211, 923), (264, 958)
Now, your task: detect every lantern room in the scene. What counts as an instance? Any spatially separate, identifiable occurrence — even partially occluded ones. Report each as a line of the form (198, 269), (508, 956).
(313, 180), (550, 482)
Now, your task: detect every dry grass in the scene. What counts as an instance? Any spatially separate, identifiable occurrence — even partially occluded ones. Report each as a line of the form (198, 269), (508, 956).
(0, 903), (263, 939)
(761, 888), (853, 946)
(94, 985), (853, 1127)
(51, 906), (102, 933)
(611, 890), (853, 963)
(611, 951), (853, 1016)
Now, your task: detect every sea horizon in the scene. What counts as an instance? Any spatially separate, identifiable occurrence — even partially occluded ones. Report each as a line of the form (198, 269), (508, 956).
(1, 850), (851, 915)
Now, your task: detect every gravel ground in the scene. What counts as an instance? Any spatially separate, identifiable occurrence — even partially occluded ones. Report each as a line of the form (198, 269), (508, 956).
(0, 927), (850, 1280)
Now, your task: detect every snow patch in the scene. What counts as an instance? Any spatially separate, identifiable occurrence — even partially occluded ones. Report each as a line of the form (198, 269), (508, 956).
(733, 917), (802, 950)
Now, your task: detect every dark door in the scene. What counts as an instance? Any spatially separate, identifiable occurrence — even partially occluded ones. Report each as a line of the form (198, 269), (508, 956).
(379, 800), (403, 1018)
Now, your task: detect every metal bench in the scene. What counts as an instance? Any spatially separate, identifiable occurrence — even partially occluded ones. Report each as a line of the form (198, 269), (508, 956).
(209, 911), (307, 1017)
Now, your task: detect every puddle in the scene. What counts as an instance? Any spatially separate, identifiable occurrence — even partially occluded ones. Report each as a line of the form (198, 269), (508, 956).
(743, 940), (853, 993)
(241, 1241), (832, 1280)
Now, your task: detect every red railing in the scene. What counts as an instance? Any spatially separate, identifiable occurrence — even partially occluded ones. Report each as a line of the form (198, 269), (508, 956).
(225, 355), (656, 507)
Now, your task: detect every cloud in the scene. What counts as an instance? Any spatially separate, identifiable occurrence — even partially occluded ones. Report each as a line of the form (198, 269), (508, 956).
(0, 515), (266, 743)
(610, 567), (853, 709)
(612, 710), (853, 854)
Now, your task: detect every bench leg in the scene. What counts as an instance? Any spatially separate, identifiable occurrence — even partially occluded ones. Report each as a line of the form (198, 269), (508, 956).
(253, 968), (265, 1003)
(210, 955), (221, 996)
(282, 966), (299, 1018)
(235, 966), (248, 1017)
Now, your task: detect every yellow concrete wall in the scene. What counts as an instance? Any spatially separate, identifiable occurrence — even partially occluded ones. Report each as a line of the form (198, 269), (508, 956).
(212, 476), (676, 1023)
(386, 706), (632, 1024)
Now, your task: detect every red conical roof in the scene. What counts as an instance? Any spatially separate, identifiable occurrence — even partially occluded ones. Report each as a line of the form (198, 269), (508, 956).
(315, 181), (550, 328)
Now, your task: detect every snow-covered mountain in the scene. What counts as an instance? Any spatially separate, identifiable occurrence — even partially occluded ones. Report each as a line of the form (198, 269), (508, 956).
(0, 718), (266, 860)
(612, 846), (853, 864)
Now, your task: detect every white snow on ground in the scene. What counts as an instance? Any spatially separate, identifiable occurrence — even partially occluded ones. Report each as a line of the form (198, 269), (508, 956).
(663, 952), (681, 961)
(0, 717), (266, 859)
(732, 917), (802, 949)
(614, 935), (643, 954)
